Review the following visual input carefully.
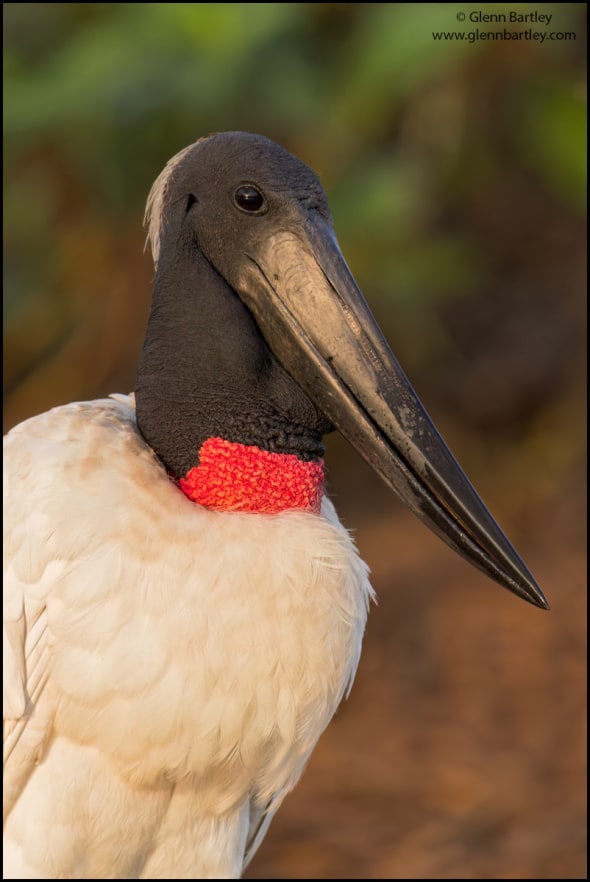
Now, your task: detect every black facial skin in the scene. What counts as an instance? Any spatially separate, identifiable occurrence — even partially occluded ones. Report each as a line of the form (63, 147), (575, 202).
(136, 134), (333, 477)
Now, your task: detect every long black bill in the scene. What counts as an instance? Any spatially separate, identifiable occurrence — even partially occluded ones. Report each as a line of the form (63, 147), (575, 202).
(242, 212), (548, 609)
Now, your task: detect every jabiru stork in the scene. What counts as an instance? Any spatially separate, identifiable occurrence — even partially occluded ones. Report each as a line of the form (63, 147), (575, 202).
(3, 131), (548, 879)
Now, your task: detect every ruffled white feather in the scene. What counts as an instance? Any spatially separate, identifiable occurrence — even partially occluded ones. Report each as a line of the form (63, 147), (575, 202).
(3, 394), (374, 878)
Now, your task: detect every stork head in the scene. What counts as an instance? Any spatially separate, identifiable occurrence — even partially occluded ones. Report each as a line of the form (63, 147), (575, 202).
(136, 131), (548, 610)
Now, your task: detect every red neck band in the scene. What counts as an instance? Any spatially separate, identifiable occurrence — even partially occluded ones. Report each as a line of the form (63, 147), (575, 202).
(178, 437), (324, 514)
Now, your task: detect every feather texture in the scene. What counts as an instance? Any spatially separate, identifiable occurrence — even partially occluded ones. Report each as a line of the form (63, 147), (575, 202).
(3, 394), (374, 878)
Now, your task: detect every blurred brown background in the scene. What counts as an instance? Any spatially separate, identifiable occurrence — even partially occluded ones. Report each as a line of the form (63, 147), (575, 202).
(4, 3), (586, 878)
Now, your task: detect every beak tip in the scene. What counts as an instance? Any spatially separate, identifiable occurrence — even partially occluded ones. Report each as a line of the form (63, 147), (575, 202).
(535, 594), (551, 612)
(519, 580), (550, 611)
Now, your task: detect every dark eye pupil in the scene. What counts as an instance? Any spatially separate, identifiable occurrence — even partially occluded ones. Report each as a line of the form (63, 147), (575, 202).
(235, 186), (265, 212)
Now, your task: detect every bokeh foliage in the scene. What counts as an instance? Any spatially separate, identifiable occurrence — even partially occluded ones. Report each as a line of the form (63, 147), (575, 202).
(4, 3), (586, 440)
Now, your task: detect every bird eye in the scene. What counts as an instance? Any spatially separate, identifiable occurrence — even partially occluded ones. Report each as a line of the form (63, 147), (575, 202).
(234, 185), (266, 214)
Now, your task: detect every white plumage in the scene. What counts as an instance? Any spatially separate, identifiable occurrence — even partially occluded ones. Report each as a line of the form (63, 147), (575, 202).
(4, 394), (372, 877)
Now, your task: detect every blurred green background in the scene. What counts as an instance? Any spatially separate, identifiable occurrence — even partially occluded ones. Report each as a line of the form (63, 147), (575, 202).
(3, 3), (587, 878)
